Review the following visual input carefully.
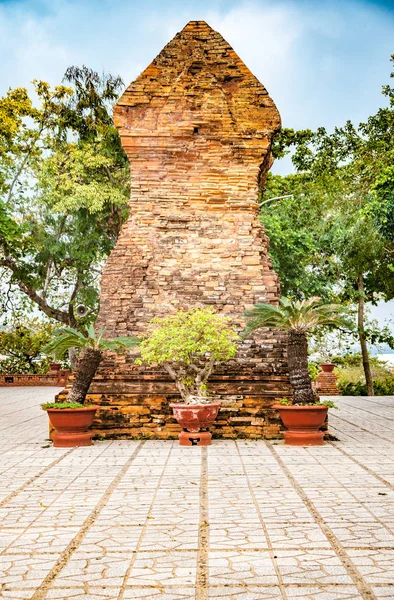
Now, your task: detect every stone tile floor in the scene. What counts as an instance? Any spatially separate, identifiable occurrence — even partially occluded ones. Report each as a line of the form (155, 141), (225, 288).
(1, 389), (394, 599)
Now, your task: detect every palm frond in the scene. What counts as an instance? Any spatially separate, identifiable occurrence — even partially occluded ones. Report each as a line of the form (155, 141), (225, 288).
(87, 324), (95, 340)
(243, 303), (285, 337)
(44, 324), (140, 359)
(244, 297), (354, 335)
(42, 328), (89, 359)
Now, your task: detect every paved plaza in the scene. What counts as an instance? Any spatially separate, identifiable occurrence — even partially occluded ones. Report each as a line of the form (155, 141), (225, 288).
(1, 389), (394, 599)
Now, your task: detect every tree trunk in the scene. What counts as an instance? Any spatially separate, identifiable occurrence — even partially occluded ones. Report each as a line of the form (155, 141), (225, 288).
(68, 348), (78, 371)
(357, 274), (374, 396)
(67, 347), (102, 404)
(287, 331), (316, 404)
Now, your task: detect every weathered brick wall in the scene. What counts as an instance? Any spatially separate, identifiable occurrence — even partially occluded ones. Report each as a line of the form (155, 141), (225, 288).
(58, 20), (291, 438)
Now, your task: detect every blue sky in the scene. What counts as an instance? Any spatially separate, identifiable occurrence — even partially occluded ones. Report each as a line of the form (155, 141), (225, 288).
(1, 0), (394, 328)
(1, 0), (393, 161)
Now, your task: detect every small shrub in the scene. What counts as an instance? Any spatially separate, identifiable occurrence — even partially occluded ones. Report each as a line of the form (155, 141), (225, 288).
(308, 361), (320, 381)
(336, 360), (394, 395)
(136, 307), (239, 404)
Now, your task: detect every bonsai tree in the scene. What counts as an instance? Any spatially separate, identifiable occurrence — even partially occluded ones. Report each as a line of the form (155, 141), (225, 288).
(136, 307), (239, 404)
(244, 297), (352, 405)
(43, 325), (139, 404)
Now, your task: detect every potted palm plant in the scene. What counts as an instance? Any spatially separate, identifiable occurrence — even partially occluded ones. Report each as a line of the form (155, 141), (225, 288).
(42, 325), (139, 447)
(136, 307), (238, 446)
(244, 297), (352, 446)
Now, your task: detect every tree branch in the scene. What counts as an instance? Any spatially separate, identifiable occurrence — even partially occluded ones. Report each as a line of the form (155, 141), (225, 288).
(0, 256), (71, 325)
(163, 362), (189, 400)
(6, 125), (44, 206)
(68, 272), (82, 329)
(201, 355), (216, 385)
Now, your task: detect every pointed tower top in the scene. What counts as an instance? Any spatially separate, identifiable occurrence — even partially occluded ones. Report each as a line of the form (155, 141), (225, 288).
(114, 20), (280, 137)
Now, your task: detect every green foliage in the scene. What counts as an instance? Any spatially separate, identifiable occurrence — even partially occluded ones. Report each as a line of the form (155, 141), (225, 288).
(43, 325), (139, 360)
(38, 140), (128, 214)
(41, 402), (93, 409)
(308, 362), (320, 382)
(279, 398), (291, 405)
(332, 352), (391, 368)
(265, 56), (394, 396)
(0, 320), (53, 374)
(0, 66), (129, 328)
(318, 400), (338, 409)
(244, 297), (353, 336)
(336, 360), (394, 396)
(279, 396), (337, 409)
(260, 173), (332, 299)
(137, 307), (238, 366)
(265, 56), (394, 306)
(136, 308), (239, 402)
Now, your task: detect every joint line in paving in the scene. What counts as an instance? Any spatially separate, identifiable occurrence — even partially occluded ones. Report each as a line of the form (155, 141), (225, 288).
(195, 446), (209, 600)
(330, 421), (394, 465)
(1, 441), (115, 557)
(236, 441), (289, 600)
(0, 448), (75, 508)
(331, 413), (394, 445)
(310, 444), (394, 543)
(0, 445), (50, 475)
(267, 441), (378, 600)
(30, 441), (145, 600)
(337, 399), (394, 426)
(329, 442), (394, 491)
(118, 441), (174, 600)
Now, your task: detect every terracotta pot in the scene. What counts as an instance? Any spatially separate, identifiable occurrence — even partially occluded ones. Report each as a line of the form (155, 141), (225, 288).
(50, 362), (61, 372)
(273, 404), (328, 446)
(320, 363), (335, 373)
(170, 402), (221, 446)
(44, 406), (99, 447)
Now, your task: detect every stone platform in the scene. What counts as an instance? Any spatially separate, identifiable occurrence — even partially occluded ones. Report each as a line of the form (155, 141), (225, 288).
(1, 388), (394, 599)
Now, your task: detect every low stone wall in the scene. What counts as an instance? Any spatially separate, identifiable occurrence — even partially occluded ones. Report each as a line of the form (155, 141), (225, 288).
(0, 370), (70, 387)
(84, 393), (284, 440)
(56, 354), (291, 440)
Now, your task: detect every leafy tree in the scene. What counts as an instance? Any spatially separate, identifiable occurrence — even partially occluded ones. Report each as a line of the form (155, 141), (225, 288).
(43, 325), (138, 403)
(265, 55), (394, 395)
(136, 308), (239, 404)
(0, 66), (129, 329)
(0, 320), (53, 374)
(260, 173), (339, 299)
(244, 298), (352, 404)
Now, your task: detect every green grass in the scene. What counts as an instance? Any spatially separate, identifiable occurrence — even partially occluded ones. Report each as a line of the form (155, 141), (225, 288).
(41, 402), (94, 409)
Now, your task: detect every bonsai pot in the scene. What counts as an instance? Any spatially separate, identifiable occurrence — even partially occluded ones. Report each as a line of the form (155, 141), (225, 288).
(50, 362), (61, 372)
(169, 401), (221, 447)
(44, 406), (99, 447)
(273, 404), (328, 446)
(320, 363), (335, 373)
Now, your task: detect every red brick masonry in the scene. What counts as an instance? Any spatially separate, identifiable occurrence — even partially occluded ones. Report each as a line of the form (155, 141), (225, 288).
(316, 371), (340, 396)
(58, 20), (291, 439)
(0, 370), (70, 387)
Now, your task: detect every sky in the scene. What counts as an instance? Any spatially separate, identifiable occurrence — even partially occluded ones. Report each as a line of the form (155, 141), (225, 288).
(1, 0), (394, 327)
(1, 0), (393, 153)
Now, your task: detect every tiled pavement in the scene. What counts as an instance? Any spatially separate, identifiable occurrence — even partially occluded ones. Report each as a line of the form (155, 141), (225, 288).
(1, 390), (394, 599)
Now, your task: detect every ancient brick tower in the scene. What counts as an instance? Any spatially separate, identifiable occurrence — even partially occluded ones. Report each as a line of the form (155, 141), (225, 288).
(84, 21), (290, 438)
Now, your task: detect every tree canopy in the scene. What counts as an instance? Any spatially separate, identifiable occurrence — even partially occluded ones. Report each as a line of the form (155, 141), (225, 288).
(0, 66), (129, 330)
(261, 54), (394, 394)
